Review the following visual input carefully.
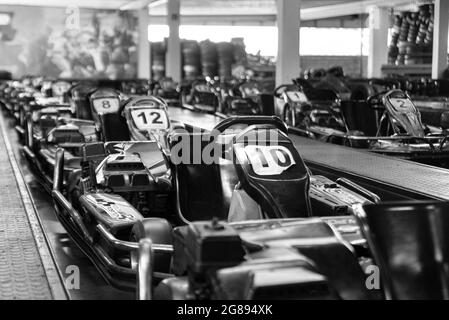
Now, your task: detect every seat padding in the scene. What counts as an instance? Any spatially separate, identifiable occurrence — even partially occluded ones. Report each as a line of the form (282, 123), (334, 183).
(232, 127), (311, 218)
(170, 132), (229, 222)
(100, 113), (130, 141)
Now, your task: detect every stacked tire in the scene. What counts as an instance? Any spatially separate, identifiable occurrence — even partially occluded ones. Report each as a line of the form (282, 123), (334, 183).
(151, 41), (166, 80)
(388, 4), (433, 66)
(200, 40), (218, 78)
(182, 40), (201, 80)
(217, 42), (235, 80)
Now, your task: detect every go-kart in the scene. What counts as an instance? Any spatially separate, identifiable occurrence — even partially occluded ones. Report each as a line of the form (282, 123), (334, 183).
(133, 116), (382, 299)
(183, 79), (220, 114)
(152, 77), (182, 107)
(274, 80), (343, 132)
(216, 80), (263, 116)
(52, 141), (174, 290)
(51, 115), (381, 296)
(360, 90), (449, 165)
(288, 87), (449, 166)
(21, 85), (128, 192)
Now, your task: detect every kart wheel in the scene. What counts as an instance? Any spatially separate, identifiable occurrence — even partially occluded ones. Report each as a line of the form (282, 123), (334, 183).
(130, 218), (173, 272)
(283, 104), (296, 126)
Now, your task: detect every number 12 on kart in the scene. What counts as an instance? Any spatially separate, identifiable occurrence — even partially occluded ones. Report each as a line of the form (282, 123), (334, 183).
(131, 109), (169, 130)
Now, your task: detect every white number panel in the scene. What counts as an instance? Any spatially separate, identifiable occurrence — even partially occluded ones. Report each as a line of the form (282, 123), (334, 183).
(389, 98), (416, 113)
(92, 98), (120, 114)
(243, 145), (295, 176)
(131, 109), (169, 131)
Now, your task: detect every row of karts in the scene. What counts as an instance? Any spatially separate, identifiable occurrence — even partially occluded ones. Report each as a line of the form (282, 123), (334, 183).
(0, 76), (447, 299)
(275, 77), (449, 166)
(164, 74), (449, 167)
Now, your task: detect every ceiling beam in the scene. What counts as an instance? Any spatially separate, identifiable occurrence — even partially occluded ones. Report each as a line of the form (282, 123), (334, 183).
(301, 0), (414, 20)
(119, 0), (151, 11)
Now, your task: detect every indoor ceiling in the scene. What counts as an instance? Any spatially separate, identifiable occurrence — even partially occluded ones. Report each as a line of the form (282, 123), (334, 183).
(0, 0), (423, 19)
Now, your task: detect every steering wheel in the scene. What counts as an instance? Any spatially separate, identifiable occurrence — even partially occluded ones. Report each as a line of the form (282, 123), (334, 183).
(213, 116), (288, 135)
(366, 92), (386, 108)
(274, 83), (303, 99)
(123, 96), (167, 111)
(210, 116), (288, 160)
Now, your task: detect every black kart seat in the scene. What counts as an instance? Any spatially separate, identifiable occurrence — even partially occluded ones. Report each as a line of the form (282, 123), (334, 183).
(105, 174), (126, 188)
(355, 201), (449, 300)
(170, 132), (227, 222)
(70, 84), (96, 120)
(99, 113), (130, 141)
(232, 125), (311, 218)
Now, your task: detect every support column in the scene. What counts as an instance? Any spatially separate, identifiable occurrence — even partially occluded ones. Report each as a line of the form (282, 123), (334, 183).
(166, 0), (181, 82)
(367, 6), (389, 78)
(137, 7), (151, 79)
(276, 0), (301, 87)
(432, 0), (449, 79)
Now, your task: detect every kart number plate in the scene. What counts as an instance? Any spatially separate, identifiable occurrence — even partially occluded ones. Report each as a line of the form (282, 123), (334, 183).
(389, 98), (415, 112)
(286, 91), (306, 103)
(243, 145), (295, 176)
(131, 109), (169, 130)
(92, 98), (120, 114)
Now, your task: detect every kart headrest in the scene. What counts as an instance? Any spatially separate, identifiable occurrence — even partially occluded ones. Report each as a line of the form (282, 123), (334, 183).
(122, 96), (170, 138)
(70, 84), (97, 120)
(383, 89), (425, 137)
(232, 125), (311, 219)
(89, 87), (122, 116)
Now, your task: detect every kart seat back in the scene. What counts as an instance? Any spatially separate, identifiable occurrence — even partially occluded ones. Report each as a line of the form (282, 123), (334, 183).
(99, 113), (130, 142)
(170, 132), (228, 222)
(340, 100), (378, 136)
(232, 126), (311, 218)
(70, 84), (96, 120)
(356, 201), (449, 300)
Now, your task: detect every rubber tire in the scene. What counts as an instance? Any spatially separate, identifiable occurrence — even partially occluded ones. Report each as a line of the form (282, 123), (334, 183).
(131, 218), (173, 273)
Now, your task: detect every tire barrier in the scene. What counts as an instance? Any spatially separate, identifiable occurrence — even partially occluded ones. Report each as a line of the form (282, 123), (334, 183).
(151, 41), (166, 81)
(150, 39), (249, 81)
(388, 4), (433, 66)
(199, 40), (218, 78)
(182, 40), (201, 80)
(217, 42), (235, 80)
